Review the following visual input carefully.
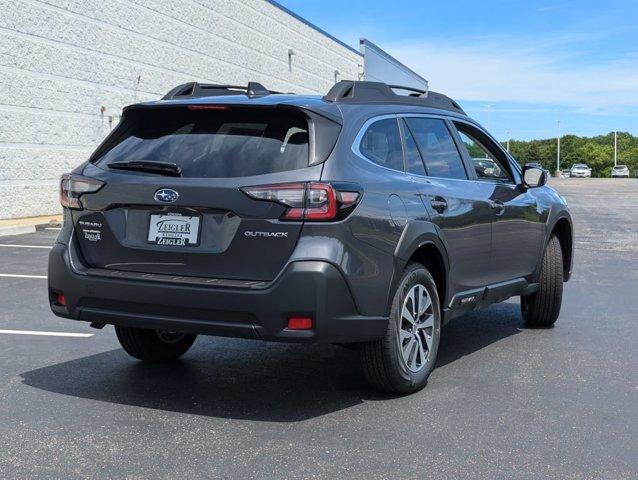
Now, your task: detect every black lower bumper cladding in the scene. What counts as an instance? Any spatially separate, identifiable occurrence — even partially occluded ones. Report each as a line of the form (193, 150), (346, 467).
(48, 243), (387, 343)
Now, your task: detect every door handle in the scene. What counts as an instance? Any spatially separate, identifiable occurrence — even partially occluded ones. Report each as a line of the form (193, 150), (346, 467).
(489, 200), (506, 216)
(430, 196), (448, 213)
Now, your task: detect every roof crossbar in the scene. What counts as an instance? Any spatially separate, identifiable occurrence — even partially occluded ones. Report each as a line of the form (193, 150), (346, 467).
(162, 81), (273, 100)
(323, 80), (465, 115)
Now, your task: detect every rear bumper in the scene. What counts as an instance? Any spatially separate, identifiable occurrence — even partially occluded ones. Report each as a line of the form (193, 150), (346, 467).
(48, 243), (388, 343)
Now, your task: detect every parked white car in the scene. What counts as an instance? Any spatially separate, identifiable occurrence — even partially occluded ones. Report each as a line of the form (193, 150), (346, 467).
(570, 164), (592, 178)
(611, 165), (630, 178)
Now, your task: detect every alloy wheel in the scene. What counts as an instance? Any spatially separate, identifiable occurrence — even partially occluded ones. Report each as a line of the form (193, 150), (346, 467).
(398, 284), (435, 372)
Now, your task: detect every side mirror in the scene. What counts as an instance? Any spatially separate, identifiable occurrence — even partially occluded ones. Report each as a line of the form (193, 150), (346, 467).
(522, 165), (547, 188)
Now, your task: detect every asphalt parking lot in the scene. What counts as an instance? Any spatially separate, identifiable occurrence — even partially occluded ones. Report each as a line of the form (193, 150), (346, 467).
(1, 178), (636, 479)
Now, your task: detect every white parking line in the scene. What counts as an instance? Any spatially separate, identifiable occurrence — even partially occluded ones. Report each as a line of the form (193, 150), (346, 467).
(0, 244), (52, 249)
(0, 329), (93, 338)
(0, 273), (47, 279)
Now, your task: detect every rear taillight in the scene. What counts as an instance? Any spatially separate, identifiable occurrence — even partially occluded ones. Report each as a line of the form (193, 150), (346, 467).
(60, 174), (104, 209)
(241, 182), (360, 222)
(282, 183), (337, 221)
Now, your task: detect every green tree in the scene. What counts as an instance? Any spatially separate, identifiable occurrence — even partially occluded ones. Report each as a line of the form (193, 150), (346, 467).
(506, 131), (637, 177)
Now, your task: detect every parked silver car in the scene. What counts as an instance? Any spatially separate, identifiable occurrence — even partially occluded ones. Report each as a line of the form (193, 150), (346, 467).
(570, 164), (592, 178)
(472, 158), (502, 178)
(611, 165), (630, 178)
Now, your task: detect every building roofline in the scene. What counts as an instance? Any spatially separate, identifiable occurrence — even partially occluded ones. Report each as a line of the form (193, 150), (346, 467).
(265, 0), (362, 56)
(359, 38), (429, 87)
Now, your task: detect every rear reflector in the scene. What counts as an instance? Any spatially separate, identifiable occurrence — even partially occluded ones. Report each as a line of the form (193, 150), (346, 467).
(287, 317), (313, 330)
(54, 293), (67, 307)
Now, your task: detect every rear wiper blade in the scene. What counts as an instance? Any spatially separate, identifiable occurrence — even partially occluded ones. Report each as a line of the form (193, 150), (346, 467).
(108, 160), (182, 177)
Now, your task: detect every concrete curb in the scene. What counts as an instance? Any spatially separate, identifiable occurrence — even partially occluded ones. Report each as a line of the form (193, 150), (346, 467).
(0, 215), (62, 237)
(0, 225), (37, 237)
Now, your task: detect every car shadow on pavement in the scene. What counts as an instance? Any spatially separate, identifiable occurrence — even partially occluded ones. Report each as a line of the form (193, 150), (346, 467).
(20, 303), (523, 422)
(436, 302), (524, 368)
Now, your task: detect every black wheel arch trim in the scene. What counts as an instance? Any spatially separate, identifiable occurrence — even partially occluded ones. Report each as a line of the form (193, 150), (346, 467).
(390, 220), (451, 314)
(538, 208), (574, 282)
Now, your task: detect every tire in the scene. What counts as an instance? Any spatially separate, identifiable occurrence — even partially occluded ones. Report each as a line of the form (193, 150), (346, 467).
(115, 325), (197, 362)
(521, 235), (564, 327)
(360, 262), (442, 394)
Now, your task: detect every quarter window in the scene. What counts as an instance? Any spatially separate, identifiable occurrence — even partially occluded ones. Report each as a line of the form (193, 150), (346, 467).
(359, 118), (404, 172)
(404, 118), (467, 180)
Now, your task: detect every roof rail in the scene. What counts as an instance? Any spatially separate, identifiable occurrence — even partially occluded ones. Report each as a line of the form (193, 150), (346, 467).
(323, 80), (465, 115)
(162, 81), (273, 100)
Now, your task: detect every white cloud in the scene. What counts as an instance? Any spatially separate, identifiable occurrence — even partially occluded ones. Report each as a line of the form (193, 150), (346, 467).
(382, 35), (638, 114)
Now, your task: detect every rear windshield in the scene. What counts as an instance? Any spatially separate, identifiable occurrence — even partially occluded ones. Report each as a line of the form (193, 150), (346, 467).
(92, 107), (309, 177)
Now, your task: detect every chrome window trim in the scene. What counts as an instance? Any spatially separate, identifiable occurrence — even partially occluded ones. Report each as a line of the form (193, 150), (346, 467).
(351, 112), (519, 185)
(408, 173), (477, 185)
(351, 113), (454, 175)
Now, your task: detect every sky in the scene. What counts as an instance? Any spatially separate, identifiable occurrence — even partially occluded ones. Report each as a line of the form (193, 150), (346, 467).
(277, 0), (638, 141)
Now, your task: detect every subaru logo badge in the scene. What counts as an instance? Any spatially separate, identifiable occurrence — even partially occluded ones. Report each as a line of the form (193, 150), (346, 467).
(154, 188), (179, 203)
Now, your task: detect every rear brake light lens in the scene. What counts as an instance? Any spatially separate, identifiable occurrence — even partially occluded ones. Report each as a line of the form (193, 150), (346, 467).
(186, 105), (229, 111)
(60, 174), (104, 209)
(241, 182), (360, 222)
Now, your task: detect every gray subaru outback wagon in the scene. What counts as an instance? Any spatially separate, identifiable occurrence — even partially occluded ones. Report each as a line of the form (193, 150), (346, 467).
(49, 81), (573, 393)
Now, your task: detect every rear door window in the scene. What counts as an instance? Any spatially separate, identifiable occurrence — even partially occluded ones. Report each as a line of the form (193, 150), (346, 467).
(93, 108), (309, 178)
(404, 118), (468, 180)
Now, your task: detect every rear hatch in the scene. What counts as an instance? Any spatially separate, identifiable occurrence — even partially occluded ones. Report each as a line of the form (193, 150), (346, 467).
(72, 103), (340, 281)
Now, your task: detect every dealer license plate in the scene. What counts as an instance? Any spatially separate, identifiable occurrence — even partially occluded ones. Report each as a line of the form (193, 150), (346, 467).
(147, 213), (201, 246)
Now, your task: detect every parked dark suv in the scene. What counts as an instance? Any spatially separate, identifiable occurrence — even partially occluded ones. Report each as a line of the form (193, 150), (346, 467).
(49, 81), (573, 393)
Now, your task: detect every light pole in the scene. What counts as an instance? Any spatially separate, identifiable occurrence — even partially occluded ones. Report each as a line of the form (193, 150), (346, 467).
(614, 131), (618, 167)
(556, 120), (561, 176)
(506, 131), (511, 152)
